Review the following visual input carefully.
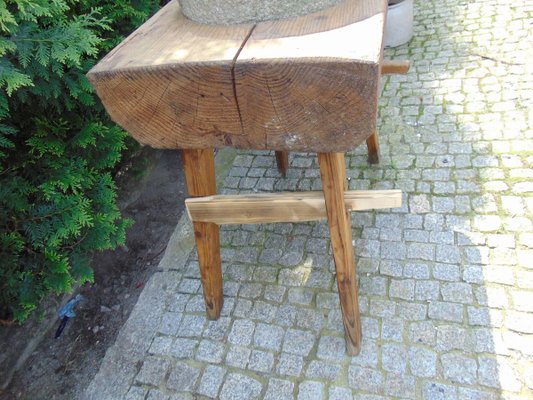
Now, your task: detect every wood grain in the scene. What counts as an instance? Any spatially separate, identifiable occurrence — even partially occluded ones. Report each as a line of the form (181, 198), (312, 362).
(88, 0), (387, 152)
(318, 152), (362, 355)
(182, 149), (223, 319)
(88, 1), (254, 149)
(366, 131), (380, 164)
(275, 151), (289, 177)
(381, 60), (410, 74)
(186, 190), (402, 225)
(235, 0), (387, 152)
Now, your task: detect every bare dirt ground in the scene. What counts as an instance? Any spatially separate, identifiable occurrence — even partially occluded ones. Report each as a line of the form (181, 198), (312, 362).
(0, 149), (186, 400)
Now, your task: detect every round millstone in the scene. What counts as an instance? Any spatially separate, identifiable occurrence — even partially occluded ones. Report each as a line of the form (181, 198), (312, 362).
(178, 0), (345, 25)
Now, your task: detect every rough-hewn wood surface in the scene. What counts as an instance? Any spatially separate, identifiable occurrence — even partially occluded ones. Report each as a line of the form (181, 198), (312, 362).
(318, 152), (362, 355)
(275, 151), (289, 177)
(366, 131), (380, 164)
(381, 59), (411, 74)
(87, 0), (387, 152)
(185, 189), (402, 225)
(182, 149), (223, 319)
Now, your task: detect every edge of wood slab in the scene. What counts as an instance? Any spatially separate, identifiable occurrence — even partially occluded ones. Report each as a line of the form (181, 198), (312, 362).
(88, 0), (387, 152)
(185, 189), (402, 225)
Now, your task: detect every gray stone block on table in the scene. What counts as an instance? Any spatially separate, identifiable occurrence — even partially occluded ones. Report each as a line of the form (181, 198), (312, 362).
(178, 0), (344, 25)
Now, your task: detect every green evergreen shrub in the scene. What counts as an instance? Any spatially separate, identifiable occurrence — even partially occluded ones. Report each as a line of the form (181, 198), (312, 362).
(0, 0), (160, 322)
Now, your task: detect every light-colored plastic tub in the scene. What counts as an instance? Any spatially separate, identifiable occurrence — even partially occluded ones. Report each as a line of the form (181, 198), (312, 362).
(384, 0), (414, 47)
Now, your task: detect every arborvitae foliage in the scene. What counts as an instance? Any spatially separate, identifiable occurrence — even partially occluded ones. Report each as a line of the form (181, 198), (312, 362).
(0, 0), (160, 322)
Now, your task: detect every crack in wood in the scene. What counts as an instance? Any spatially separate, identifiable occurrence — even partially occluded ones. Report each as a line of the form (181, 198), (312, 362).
(265, 76), (282, 146)
(145, 82), (171, 127)
(230, 25), (256, 135)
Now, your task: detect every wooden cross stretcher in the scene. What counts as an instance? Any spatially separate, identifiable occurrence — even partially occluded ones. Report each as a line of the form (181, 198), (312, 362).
(88, 0), (409, 355)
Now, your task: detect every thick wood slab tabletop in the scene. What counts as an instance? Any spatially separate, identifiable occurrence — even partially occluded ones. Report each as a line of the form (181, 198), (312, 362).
(88, 0), (387, 152)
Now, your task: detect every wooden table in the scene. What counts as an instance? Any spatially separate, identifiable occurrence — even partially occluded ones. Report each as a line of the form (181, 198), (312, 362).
(88, 0), (407, 355)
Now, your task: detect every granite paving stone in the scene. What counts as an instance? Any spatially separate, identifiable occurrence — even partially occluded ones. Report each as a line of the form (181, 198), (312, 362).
(253, 322), (285, 351)
(282, 328), (316, 356)
(407, 243), (435, 261)
(295, 308), (326, 331)
(169, 338), (197, 359)
(408, 321), (436, 346)
(404, 262), (430, 278)
(196, 339), (225, 363)
(233, 298), (253, 317)
(369, 299), (396, 317)
(348, 366), (383, 394)
(436, 325), (472, 352)
(428, 301), (464, 323)
(433, 263), (461, 281)
(149, 336), (173, 356)
(422, 381), (457, 400)
(297, 381), (325, 400)
(328, 386), (353, 400)
(166, 362), (200, 392)
(185, 295), (206, 312)
(457, 387), (499, 400)
(225, 345), (251, 369)
(399, 302), (428, 321)
(316, 335), (346, 361)
(316, 292), (339, 309)
(203, 316), (231, 340)
(382, 343), (408, 374)
(264, 285), (287, 302)
(441, 353), (478, 385)
(239, 282), (264, 299)
(177, 315), (206, 337)
(441, 282), (474, 304)
(359, 276), (387, 296)
(228, 319), (255, 346)
(219, 373), (262, 400)
(264, 378), (295, 400)
(361, 316), (380, 339)
(277, 353), (304, 377)
(306, 360), (342, 380)
(135, 357), (170, 387)
(197, 365), (226, 398)
(146, 390), (169, 400)
(381, 317), (404, 342)
(125, 387), (148, 400)
(389, 279), (415, 300)
(248, 349), (275, 373)
(287, 288), (314, 305)
(408, 346), (437, 377)
(415, 280), (440, 301)
(350, 339), (378, 368)
(157, 312), (183, 336)
(384, 372), (416, 398)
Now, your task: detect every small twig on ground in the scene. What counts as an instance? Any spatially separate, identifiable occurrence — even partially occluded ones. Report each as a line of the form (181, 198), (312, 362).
(62, 334), (83, 374)
(0, 318), (14, 326)
(472, 53), (524, 66)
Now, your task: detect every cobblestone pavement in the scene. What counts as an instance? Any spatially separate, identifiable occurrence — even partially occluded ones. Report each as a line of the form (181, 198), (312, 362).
(86, 0), (533, 399)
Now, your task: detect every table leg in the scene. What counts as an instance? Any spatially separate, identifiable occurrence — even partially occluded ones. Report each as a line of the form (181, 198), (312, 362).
(182, 149), (223, 319)
(339, 154), (348, 191)
(275, 151), (289, 177)
(318, 152), (362, 355)
(366, 131), (380, 164)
